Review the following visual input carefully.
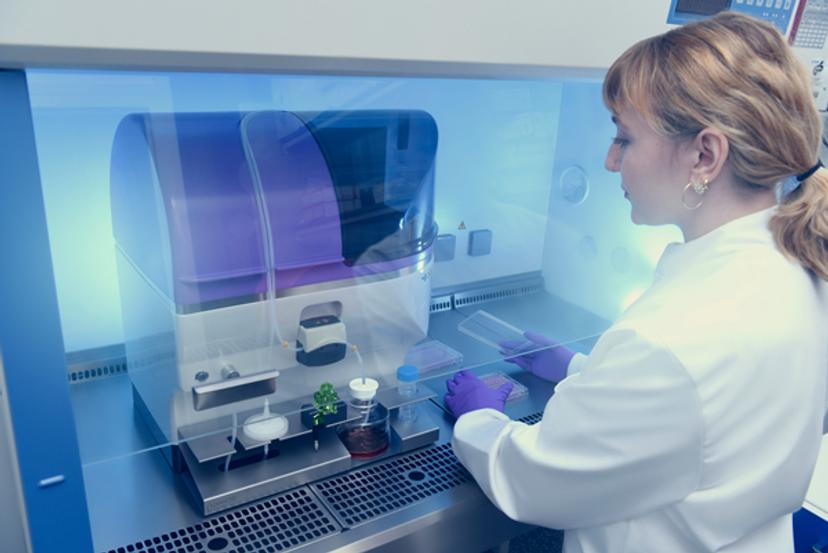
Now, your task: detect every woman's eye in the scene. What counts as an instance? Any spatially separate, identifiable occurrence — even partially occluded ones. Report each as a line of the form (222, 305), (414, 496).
(612, 136), (630, 149)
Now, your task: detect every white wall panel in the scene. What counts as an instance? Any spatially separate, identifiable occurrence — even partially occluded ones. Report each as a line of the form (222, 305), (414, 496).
(1, 0), (674, 75)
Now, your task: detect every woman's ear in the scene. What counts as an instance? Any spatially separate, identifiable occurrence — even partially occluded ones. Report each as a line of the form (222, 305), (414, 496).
(689, 127), (729, 183)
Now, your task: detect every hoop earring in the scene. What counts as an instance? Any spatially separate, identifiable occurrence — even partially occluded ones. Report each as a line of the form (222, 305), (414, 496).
(681, 178), (709, 210)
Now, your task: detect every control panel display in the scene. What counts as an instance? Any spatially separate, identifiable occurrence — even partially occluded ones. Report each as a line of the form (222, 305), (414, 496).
(791, 0), (828, 49)
(667, 0), (797, 35)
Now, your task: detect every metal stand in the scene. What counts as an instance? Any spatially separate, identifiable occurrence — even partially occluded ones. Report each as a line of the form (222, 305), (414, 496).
(390, 410), (440, 452)
(181, 429), (351, 516)
(153, 385), (442, 516)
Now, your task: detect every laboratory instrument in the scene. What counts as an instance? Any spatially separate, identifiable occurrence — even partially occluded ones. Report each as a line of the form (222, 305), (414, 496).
(3, 2), (824, 552)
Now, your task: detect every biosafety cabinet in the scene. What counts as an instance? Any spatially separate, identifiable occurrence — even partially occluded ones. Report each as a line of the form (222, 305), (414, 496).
(2, 1), (828, 553)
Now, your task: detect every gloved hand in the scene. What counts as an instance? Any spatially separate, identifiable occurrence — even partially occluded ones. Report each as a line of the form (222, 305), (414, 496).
(444, 370), (513, 419)
(499, 331), (575, 383)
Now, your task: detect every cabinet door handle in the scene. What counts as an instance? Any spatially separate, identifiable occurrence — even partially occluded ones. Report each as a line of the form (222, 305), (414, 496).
(38, 475), (65, 488)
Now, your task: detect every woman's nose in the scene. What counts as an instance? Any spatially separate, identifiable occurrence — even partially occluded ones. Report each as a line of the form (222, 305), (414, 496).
(605, 144), (621, 172)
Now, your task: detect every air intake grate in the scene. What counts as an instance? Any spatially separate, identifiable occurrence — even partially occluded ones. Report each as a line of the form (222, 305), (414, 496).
(68, 361), (128, 383)
(310, 442), (470, 528)
(66, 344), (130, 384)
(103, 487), (340, 553)
(429, 294), (453, 313)
(453, 281), (544, 308)
(517, 411), (543, 425)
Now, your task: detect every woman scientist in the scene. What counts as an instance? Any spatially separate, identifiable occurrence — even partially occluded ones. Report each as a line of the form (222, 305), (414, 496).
(445, 11), (828, 553)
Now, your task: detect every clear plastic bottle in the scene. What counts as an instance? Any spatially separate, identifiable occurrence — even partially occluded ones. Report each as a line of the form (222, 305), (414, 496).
(396, 364), (419, 423)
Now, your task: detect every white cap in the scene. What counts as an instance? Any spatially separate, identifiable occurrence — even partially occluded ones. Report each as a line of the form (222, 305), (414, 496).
(349, 377), (379, 401)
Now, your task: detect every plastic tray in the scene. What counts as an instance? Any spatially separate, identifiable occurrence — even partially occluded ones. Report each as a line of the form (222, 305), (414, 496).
(404, 339), (464, 374)
(479, 372), (529, 402)
(457, 309), (530, 351)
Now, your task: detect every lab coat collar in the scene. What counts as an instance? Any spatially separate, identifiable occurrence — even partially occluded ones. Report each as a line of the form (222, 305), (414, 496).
(655, 207), (776, 280)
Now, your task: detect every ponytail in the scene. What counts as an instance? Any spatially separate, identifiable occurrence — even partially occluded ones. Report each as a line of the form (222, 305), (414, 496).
(769, 168), (828, 280)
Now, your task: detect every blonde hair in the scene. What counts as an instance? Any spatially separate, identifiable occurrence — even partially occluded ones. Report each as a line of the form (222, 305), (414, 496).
(603, 11), (828, 280)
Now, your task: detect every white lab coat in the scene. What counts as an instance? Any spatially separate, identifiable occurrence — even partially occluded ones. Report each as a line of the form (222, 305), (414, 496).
(452, 208), (828, 553)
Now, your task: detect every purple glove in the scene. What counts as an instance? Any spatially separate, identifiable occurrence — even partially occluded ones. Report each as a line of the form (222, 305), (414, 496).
(499, 331), (575, 383)
(444, 370), (513, 419)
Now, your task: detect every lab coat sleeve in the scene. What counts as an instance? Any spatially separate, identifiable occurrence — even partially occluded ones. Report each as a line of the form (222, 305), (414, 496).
(566, 352), (588, 376)
(451, 329), (703, 529)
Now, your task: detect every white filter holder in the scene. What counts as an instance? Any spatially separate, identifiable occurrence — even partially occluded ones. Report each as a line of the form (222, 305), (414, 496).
(349, 377), (379, 401)
(243, 398), (289, 443)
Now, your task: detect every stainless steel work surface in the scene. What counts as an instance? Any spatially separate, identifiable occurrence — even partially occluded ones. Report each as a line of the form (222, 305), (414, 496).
(70, 292), (604, 552)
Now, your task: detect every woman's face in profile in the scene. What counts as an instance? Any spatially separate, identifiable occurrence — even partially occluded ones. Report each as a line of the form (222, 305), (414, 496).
(605, 108), (692, 227)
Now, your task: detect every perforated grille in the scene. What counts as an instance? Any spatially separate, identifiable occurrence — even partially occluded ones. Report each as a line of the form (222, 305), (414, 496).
(518, 411), (543, 425)
(310, 442), (470, 528)
(429, 295), (453, 313)
(103, 487), (340, 553)
(454, 281), (543, 308)
(68, 361), (128, 383)
(66, 345), (131, 384)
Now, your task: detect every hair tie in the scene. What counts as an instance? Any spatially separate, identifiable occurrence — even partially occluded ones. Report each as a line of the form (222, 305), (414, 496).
(782, 160), (823, 197)
(797, 160), (823, 182)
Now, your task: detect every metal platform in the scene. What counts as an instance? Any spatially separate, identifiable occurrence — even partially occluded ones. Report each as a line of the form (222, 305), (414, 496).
(181, 428), (353, 516)
(174, 385), (442, 516)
